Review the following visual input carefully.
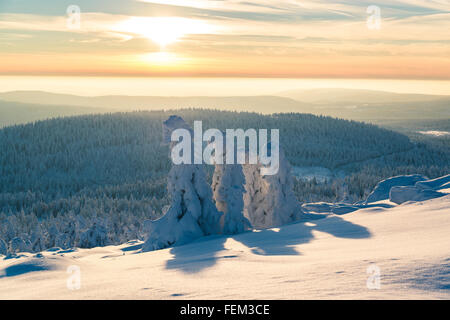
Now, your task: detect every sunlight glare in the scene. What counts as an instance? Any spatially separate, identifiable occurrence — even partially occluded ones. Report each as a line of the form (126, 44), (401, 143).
(115, 17), (213, 47)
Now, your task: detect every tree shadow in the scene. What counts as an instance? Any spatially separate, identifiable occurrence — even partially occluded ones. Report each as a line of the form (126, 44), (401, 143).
(165, 235), (228, 274)
(0, 260), (52, 278)
(165, 214), (371, 273)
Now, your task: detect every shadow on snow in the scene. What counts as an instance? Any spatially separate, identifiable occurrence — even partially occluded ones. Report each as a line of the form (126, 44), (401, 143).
(165, 214), (371, 274)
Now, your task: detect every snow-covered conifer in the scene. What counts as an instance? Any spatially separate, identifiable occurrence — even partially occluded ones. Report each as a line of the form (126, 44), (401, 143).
(47, 223), (59, 248)
(9, 237), (26, 254)
(79, 222), (109, 249)
(30, 226), (46, 253)
(142, 116), (222, 251)
(210, 133), (251, 234)
(213, 163), (251, 234)
(0, 239), (7, 256)
(243, 144), (301, 229)
(55, 220), (78, 249)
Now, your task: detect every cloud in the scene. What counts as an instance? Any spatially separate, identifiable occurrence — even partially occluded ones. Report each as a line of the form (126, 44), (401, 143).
(0, 0), (449, 78)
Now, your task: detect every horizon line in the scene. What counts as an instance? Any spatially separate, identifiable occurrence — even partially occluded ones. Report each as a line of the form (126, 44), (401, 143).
(1, 73), (450, 81)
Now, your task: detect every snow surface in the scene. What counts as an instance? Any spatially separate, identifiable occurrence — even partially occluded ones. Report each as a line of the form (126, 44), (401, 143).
(418, 131), (450, 137)
(1, 193), (449, 299)
(292, 166), (334, 182)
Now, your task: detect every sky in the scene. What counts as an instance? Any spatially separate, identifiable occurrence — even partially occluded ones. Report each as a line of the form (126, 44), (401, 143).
(0, 0), (449, 79)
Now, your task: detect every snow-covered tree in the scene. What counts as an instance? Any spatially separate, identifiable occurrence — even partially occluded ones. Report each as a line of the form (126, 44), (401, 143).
(30, 226), (46, 252)
(212, 160), (251, 235)
(79, 222), (109, 249)
(9, 237), (27, 254)
(142, 116), (222, 251)
(243, 145), (302, 229)
(47, 223), (59, 248)
(213, 164), (250, 234)
(0, 239), (7, 256)
(1, 220), (15, 243)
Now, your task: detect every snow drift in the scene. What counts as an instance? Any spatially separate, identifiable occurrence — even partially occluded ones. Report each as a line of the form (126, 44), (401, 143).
(365, 174), (428, 204)
(415, 174), (450, 191)
(388, 174), (449, 204)
(389, 186), (446, 205)
(1, 192), (449, 299)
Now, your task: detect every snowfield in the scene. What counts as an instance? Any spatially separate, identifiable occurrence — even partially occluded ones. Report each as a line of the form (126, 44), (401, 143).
(1, 194), (449, 299)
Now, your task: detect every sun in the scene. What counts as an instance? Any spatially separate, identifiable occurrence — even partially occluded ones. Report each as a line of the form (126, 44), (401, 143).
(140, 17), (185, 47)
(115, 17), (211, 48)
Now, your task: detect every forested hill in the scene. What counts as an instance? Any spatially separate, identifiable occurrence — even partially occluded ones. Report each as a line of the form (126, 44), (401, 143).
(1, 109), (411, 196)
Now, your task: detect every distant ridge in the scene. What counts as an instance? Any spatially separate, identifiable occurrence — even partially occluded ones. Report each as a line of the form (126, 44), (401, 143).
(277, 88), (449, 104)
(0, 91), (312, 113)
(1, 89), (449, 128)
(0, 99), (107, 128)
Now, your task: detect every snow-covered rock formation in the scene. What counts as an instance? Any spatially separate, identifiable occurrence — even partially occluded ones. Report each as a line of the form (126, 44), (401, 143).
(415, 174), (450, 191)
(389, 186), (445, 205)
(364, 174), (448, 205)
(243, 144), (302, 229)
(142, 116), (222, 251)
(387, 174), (449, 205)
(365, 174), (428, 204)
